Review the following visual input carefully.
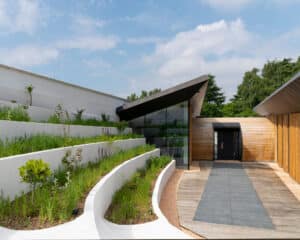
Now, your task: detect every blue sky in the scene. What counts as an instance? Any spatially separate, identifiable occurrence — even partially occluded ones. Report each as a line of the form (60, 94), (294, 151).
(1, 0), (300, 99)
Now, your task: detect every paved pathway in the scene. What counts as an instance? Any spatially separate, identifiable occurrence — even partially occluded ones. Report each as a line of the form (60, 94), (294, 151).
(177, 161), (300, 239)
(194, 162), (273, 229)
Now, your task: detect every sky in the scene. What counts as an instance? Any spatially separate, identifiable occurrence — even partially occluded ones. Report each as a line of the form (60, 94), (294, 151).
(1, 0), (300, 100)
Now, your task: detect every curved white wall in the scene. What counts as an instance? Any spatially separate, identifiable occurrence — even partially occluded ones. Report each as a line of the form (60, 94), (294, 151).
(92, 153), (190, 239)
(0, 150), (189, 239)
(0, 120), (132, 141)
(0, 65), (125, 121)
(0, 138), (145, 199)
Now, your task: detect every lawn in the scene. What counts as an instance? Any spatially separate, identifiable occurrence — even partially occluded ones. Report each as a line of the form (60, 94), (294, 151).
(105, 155), (171, 224)
(0, 133), (141, 158)
(0, 145), (155, 229)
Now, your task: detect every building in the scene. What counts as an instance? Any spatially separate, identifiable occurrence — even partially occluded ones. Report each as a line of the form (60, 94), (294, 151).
(0, 64), (280, 169)
(254, 72), (300, 183)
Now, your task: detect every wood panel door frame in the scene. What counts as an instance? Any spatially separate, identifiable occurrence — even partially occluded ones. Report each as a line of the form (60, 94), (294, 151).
(213, 123), (242, 161)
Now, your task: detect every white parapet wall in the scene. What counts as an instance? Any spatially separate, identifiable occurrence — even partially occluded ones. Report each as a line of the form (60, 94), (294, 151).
(0, 138), (145, 199)
(0, 99), (54, 122)
(0, 149), (189, 240)
(0, 64), (126, 121)
(0, 120), (132, 141)
(94, 153), (190, 239)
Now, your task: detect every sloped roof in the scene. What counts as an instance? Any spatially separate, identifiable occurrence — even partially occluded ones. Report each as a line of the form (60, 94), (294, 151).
(254, 72), (300, 116)
(117, 75), (209, 120)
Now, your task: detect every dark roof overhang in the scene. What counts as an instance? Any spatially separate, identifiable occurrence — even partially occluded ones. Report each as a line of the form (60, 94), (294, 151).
(213, 122), (241, 130)
(254, 72), (300, 116)
(116, 75), (209, 121)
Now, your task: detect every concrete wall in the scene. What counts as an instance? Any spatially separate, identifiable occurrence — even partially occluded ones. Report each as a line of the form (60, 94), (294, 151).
(192, 117), (275, 161)
(0, 99), (53, 121)
(0, 138), (145, 199)
(0, 151), (189, 239)
(0, 65), (126, 121)
(0, 120), (132, 141)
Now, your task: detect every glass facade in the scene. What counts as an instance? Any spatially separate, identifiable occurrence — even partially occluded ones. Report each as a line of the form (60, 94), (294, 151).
(129, 101), (189, 168)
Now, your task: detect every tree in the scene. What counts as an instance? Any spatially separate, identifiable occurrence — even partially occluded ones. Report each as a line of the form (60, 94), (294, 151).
(201, 75), (225, 117)
(127, 93), (138, 102)
(126, 88), (161, 102)
(25, 84), (34, 106)
(226, 57), (300, 117)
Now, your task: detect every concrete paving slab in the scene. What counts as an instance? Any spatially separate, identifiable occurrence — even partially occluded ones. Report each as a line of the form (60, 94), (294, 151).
(193, 162), (274, 229)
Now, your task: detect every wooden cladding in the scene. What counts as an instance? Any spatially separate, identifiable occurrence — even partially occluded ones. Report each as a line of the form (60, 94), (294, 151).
(191, 117), (275, 161)
(273, 113), (300, 183)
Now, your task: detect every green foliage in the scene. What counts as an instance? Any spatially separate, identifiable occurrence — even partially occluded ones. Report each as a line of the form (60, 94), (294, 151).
(25, 85), (34, 106)
(201, 75), (225, 117)
(47, 104), (68, 124)
(61, 148), (83, 171)
(74, 109), (85, 121)
(226, 57), (300, 117)
(19, 159), (51, 186)
(116, 121), (128, 132)
(0, 145), (154, 229)
(19, 159), (51, 202)
(126, 88), (161, 102)
(0, 106), (30, 122)
(47, 106), (128, 129)
(105, 155), (171, 224)
(0, 133), (141, 158)
(101, 113), (110, 122)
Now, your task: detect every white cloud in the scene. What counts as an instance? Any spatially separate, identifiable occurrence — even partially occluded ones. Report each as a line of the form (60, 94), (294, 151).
(71, 15), (106, 33)
(201, 0), (252, 11)
(146, 19), (253, 78)
(127, 36), (162, 45)
(84, 58), (111, 69)
(134, 18), (300, 99)
(57, 35), (119, 51)
(0, 0), (41, 34)
(1, 45), (59, 67)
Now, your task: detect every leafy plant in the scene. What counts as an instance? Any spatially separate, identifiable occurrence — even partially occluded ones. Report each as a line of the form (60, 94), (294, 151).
(0, 106), (30, 122)
(25, 84), (34, 106)
(74, 108), (85, 121)
(116, 121), (127, 133)
(61, 148), (83, 171)
(101, 113), (110, 122)
(19, 159), (51, 202)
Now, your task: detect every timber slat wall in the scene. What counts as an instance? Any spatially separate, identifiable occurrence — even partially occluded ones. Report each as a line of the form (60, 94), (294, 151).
(192, 117), (275, 161)
(273, 113), (300, 183)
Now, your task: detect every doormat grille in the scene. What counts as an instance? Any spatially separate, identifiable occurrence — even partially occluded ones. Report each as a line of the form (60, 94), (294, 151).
(193, 162), (274, 229)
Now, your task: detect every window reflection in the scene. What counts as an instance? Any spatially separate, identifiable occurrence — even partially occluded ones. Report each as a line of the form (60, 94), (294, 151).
(129, 101), (189, 168)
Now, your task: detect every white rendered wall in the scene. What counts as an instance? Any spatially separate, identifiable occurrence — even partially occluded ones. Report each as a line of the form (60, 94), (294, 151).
(0, 65), (126, 121)
(0, 99), (53, 121)
(0, 138), (145, 199)
(0, 150), (189, 239)
(0, 120), (132, 141)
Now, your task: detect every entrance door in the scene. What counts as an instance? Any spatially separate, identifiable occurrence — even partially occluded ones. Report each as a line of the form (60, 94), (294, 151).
(216, 129), (241, 160)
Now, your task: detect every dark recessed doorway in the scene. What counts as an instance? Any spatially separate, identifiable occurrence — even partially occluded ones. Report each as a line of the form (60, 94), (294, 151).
(213, 123), (242, 160)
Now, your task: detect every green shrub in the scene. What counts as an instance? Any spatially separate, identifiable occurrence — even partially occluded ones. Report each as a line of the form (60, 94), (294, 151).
(74, 109), (85, 121)
(0, 106), (30, 122)
(19, 159), (51, 202)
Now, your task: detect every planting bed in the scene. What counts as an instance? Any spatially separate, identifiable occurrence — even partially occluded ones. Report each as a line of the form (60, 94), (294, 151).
(0, 133), (140, 158)
(105, 155), (171, 224)
(0, 145), (154, 230)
